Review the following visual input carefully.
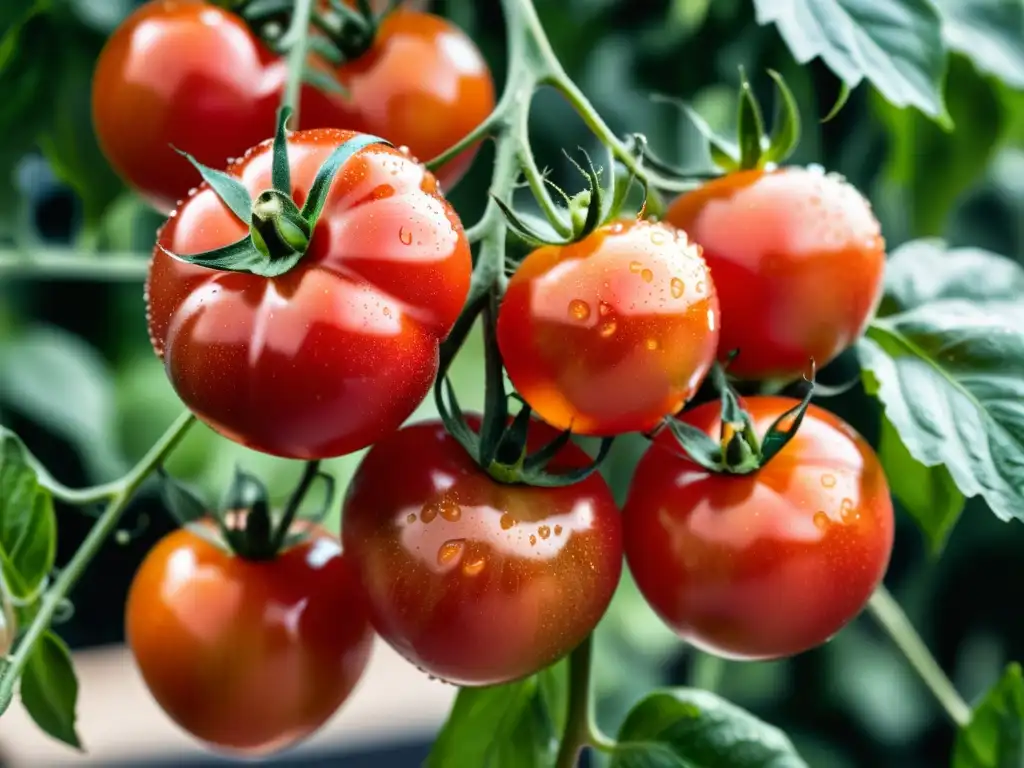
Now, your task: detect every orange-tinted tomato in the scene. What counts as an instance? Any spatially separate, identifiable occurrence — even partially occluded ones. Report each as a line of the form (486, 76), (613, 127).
(92, 0), (347, 213)
(341, 418), (623, 686)
(146, 129), (471, 459)
(623, 397), (894, 660)
(664, 166), (885, 380)
(332, 11), (495, 190)
(497, 220), (720, 436)
(126, 524), (374, 754)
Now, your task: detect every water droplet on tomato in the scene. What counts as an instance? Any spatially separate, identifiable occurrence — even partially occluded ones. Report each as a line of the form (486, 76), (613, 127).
(696, 281), (706, 294)
(529, 534), (537, 546)
(554, 525), (563, 536)
(840, 498), (857, 523)
(629, 260), (643, 273)
(399, 227), (413, 245)
(821, 474), (836, 488)
(383, 307), (392, 317)
(568, 299), (591, 321)
(599, 320), (617, 338)
(437, 539), (465, 566)
(598, 301), (613, 317)
(640, 268), (654, 283)
(406, 513), (417, 524)
(538, 525), (551, 540)
(462, 557), (486, 576)
(813, 511), (829, 530)
(671, 278), (685, 298)
(646, 338), (660, 351)
(650, 230), (666, 245)
(500, 513), (516, 530)
(421, 505), (438, 524)
(440, 498), (461, 522)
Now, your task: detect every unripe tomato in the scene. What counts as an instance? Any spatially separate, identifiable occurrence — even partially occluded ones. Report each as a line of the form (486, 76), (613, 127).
(92, 0), (347, 213)
(126, 523), (374, 754)
(497, 220), (720, 437)
(664, 166), (885, 380)
(623, 397), (894, 660)
(331, 11), (495, 189)
(146, 128), (471, 459)
(341, 418), (623, 686)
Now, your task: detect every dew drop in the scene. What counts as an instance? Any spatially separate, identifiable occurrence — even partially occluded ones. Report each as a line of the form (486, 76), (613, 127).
(650, 229), (667, 245)
(406, 513), (417, 524)
(437, 539), (466, 566)
(440, 497), (461, 522)
(568, 299), (591, 321)
(383, 307), (392, 318)
(598, 301), (613, 317)
(599, 320), (617, 338)
(529, 534), (537, 546)
(500, 513), (516, 530)
(640, 268), (654, 283)
(696, 280), (706, 294)
(629, 260), (643, 274)
(554, 525), (563, 536)
(840, 498), (857, 523)
(646, 338), (660, 351)
(462, 557), (486, 576)
(421, 505), (438, 524)
(813, 511), (829, 530)
(399, 226), (413, 245)
(820, 474), (836, 488)
(538, 525), (551, 540)
(671, 277), (685, 298)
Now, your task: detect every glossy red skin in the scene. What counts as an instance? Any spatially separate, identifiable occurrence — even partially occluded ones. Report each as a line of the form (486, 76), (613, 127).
(126, 524), (374, 754)
(623, 397), (894, 660)
(664, 167), (886, 380)
(341, 417), (623, 686)
(332, 11), (495, 190)
(497, 219), (720, 436)
(146, 129), (471, 459)
(93, 0), (348, 213)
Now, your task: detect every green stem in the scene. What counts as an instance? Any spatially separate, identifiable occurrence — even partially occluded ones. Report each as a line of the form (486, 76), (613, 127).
(0, 250), (149, 281)
(281, 0), (316, 126)
(868, 585), (971, 727)
(689, 649), (727, 692)
(0, 411), (196, 716)
(556, 634), (615, 767)
(271, 459), (321, 550)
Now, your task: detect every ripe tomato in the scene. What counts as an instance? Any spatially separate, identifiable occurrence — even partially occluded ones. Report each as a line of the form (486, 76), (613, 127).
(341, 417), (623, 686)
(146, 129), (471, 459)
(92, 0), (347, 213)
(331, 11), (495, 189)
(623, 397), (894, 660)
(126, 523), (374, 754)
(497, 219), (720, 437)
(664, 166), (885, 380)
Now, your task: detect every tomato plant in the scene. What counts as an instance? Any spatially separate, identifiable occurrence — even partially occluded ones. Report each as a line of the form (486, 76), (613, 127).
(498, 219), (720, 436)
(624, 396), (895, 660)
(341, 417), (623, 686)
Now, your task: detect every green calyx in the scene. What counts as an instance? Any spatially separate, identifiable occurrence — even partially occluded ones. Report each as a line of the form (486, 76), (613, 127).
(157, 461), (335, 561)
(663, 359), (817, 475)
(163, 106), (390, 279)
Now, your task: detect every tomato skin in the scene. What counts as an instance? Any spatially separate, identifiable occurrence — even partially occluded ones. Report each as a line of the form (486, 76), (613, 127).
(497, 219), (720, 437)
(92, 0), (346, 213)
(341, 417), (623, 686)
(146, 129), (471, 459)
(664, 166), (885, 380)
(332, 11), (495, 190)
(126, 524), (374, 754)
(623, 397), (894, 660)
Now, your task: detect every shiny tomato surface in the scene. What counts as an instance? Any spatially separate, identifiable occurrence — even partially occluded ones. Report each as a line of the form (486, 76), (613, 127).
(623, 397), (894, 660)
(341, 417), (623, 686)
(126, 524), (374, 754)
(332, 11), (495, 189)
(93, 0), (346, 212)
(146, 129), (471, 459)
(497, 219), (720, 436)
(664, 166), (885, 380)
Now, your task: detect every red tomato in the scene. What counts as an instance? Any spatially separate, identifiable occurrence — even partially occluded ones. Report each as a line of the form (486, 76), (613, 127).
(623, 397), (894, 660)
(331, 11), (495, 190)
(497, 219), (720, 437)
(146, 129), (471, 459)
(126, 523), (374, 754)
(92, 0), (347, 213)
(341, 417), (623, 686)
(664, 166), (885, 380)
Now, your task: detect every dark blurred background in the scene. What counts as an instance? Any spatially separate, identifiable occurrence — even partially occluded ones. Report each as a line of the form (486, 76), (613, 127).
(1, 0), (1023, 765)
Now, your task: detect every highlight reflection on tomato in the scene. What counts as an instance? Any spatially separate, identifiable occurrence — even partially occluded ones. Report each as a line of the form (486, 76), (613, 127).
(497, 219), (720, 436)
(623, 397), (894, 660)
(341, 417), (623, 686)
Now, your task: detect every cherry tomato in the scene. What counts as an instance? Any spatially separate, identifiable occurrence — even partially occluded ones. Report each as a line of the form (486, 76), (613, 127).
(341, 417), (623, 686)
(623, 397), (894, 660)
(664, 166), (885, 380)
(126, 523), (374, 754)
(93, 0), (348, 213)
(146, 129), (471, 459)
(497, 219), (720, 437)
(331, 11), (495, 190)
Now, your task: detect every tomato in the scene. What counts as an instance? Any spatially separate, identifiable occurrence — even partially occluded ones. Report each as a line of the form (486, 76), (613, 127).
(92, 0), (347, 213)
(341, 417), (623, 686)
(623, 397), (894, 660)
(126, 523), (374, 754)
(146, 128), (471, 459)
(664, 166), (885, 380)
(331, 11), (495, 190)
(497, 219), (720, 437)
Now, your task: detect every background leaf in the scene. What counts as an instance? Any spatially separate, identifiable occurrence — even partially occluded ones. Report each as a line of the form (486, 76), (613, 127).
(932, 0), (1024, 89)
(0, 427), (56, 598)
(953, 663), (1024, 767)
(20, 631), (82, 750)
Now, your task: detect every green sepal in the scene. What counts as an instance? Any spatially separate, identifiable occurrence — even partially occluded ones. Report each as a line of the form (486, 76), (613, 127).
(250, 189), (312, 261)
(304, 65), (349, 95)
(279, 471), (336, 550)
(437, 377), (483, 463)
(664, 418), (724, 472)
(159, 237), (293, 277)
(216, 466), (276, 560)
(762, 69), (801, 165)
(300, 133), (391, 223)
(492, 196), (559, 246)
(173, 147), (253, 222)
(272, 106), (293, 195)
(821, 82), (852, 124)
(307, 36), (345, 66)
(238, 0), (294, 22)
(652, 94), (740, 171)
(493, 405), (534, 468)
(737, 67), (768, 171)
(759, 367), (816, 465)
(477, 308), (511, 470)
(563, 148), (604, 241)
(518, 436), (615, 487)
(156, 467), (208, 528)
(521, 428), (574, 473)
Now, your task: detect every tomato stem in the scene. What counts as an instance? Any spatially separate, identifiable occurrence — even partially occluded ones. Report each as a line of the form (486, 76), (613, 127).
(555, 633), (613, 768)
(280, 0), (316, 126)
(0, 411), (196, 717)
(867, 585), (971, 727)
(271, 459), (322, 552)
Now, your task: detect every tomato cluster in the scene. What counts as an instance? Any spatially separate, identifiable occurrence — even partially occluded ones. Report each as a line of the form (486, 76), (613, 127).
(98, 0), (895, 758)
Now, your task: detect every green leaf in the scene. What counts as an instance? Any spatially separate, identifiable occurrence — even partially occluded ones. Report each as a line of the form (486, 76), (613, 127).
(174, 149), (253, 224)
(611, 688), (808, 767)
(20, 631), (82, 750)
(0, 428), (56, 599)
(876, 414), (964, 553)
(752, 0), (949, 122)
(427, 661), (567, 767)
(932, 0), (1024, 89)
(953, 664), (1024, 768)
